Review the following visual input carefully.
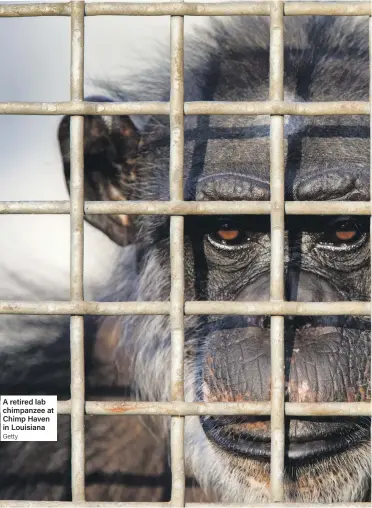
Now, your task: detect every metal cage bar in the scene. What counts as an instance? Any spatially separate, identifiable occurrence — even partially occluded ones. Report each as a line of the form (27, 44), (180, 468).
(55, 399), (372, 417)
(0, 300), (370, 316)
(69, 0), (86, 501)
(82, 401), (371, 417)
(269, 0), (285, 501)
(169, 0), (186, 505)
(2, 200), (372, 215)
(369, 1), (372, 492)
(0, 2), (371, 17)
(0, 0), (372, 507)
(0, 100), (369, 115)
(0, 503), (370, 508)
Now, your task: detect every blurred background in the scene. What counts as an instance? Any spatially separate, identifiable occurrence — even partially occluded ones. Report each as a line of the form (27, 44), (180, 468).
(0, 0), (210, 300)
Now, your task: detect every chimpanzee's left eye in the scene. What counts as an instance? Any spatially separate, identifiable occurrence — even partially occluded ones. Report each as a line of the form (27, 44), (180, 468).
(320, 218), (364, 247)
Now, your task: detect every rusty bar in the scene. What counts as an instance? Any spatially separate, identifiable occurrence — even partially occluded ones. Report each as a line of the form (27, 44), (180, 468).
(69, 0), (85, 502)
(0, 100), (369, 116)
(169, 1), (186, 505)
(81, 401), (371, 417)
(58, 399), (372, 417)
(1, 200), (372, 216)
(0, 300), (369, 316)
(1, 2), (370, 18)
(269, 1), (285, 501)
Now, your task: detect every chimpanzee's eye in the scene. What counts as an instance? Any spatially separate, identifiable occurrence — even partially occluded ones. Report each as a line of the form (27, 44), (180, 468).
(216, 227), (240, 242)
(320, 218), (363, 248)
(208, 219), (249, 249)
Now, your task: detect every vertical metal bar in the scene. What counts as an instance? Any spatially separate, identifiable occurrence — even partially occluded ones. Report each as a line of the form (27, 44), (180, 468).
(369, 4), (372, 491)
(269, 0), (285, 502)
(70, 0), (85, 501)
(169, 0), (185, 505)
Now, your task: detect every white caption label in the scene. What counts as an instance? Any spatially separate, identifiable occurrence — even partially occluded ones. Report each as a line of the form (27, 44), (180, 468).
(0, 396), (57, 442)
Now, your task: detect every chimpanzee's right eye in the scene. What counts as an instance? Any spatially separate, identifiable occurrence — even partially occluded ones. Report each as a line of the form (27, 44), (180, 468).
(207, 219), (250, 249)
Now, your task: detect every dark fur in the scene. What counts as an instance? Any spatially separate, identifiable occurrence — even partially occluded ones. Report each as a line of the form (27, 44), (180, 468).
(0, 16), (370, 502)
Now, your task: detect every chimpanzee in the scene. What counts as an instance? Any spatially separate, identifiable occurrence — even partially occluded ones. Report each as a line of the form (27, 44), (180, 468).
(0, 14), (370, 503)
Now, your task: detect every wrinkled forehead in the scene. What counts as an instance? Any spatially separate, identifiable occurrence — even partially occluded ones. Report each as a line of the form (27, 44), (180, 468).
(184, 114), (370, 200)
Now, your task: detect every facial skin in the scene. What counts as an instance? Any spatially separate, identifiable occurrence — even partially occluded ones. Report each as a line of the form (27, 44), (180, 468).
(0, 15), (370, 503)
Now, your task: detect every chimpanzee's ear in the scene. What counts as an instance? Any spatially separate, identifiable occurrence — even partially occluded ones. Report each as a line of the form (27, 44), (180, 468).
(58, 96), (141, 246)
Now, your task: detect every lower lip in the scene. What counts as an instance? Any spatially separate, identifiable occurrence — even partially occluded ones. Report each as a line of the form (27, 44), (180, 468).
(204, 428), (362, 463)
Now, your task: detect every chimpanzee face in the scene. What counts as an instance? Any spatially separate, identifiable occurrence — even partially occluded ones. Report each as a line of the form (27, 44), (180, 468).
(58, 15), (371, 503)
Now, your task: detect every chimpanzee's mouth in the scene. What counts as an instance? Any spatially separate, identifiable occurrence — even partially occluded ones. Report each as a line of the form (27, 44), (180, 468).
(201, 417), (368, 464)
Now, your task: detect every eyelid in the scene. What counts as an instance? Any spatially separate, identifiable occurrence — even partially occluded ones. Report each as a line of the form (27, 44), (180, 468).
(317, 237), (366, 252)
(325, 217), (359, 231)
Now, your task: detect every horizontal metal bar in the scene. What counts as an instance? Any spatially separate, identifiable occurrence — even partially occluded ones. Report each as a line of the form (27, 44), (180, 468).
(0, 201), (370, 216)
(187, 301), (371, 316)
(284, 2), (371, 16)
(0, 300), (370, 315)
(0, 101), (169, 116)
(0, 502), (370, 508)
(85, 201), (372, 216)
(0, 100), (368, 116)
(0, 2), (370, 18)
(81, 401), (371, 417)
(0, 301), (170, 315)
(85, 401), (271, 416)
(0, 3), (71, 16)
(285, 402), (371, 417)
(89, 1), (372, 17)
(88, 2), (270, 16)
(185, 101), (369, 116)
(0, 201), (71, 214)
(57, 400), (72, 414)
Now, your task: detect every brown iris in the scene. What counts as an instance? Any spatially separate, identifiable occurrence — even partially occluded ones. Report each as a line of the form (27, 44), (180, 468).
(334, 230), (358, 242)
(216, 229), (240, 241)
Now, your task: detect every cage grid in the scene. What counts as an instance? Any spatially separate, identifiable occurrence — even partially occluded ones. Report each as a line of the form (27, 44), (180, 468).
(0, 0), (371, 507)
